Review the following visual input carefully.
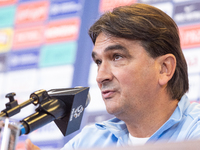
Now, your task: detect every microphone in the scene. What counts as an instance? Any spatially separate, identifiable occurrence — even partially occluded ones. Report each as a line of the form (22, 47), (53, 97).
(20, 87), (90, 136)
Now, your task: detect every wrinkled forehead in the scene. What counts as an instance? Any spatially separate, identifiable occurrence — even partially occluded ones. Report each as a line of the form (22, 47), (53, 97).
(92, 33), (127, 58)
(92, 33), (143, 55)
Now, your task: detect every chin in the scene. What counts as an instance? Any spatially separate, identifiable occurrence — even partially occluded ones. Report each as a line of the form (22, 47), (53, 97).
(104, 100), (122, 115)
(106, 107), (121, 116)
(106, 107), (116, 115)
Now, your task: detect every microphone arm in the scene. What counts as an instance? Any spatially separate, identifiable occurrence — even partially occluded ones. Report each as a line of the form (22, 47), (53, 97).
(20, 87), (90, 136)
(0, 90), (49, 118)
(20, 97), (67, 135)
(0, 87), (90, 137)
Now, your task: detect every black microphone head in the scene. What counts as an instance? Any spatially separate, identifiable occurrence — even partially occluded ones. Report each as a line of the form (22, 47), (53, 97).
(85, 92), (90, 108)
(75, 86), (90, 108)
(48, 87), (90, 136)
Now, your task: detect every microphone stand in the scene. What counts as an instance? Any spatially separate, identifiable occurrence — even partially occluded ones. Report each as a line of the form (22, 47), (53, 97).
(0, 87), (89, 137)
(0, 90), (49, 118)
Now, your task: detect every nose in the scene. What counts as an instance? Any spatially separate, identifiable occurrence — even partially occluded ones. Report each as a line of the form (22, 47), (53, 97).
(96, 61), (113, 84)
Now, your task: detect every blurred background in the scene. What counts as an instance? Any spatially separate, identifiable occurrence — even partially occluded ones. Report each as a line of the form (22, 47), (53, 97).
(0, 0), (200, 149)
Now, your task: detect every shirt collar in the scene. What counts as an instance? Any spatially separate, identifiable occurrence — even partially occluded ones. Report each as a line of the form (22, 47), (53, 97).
(95, 95), (190, 141)
(149, 95), (190, 141)
(95, 117), (128, 138)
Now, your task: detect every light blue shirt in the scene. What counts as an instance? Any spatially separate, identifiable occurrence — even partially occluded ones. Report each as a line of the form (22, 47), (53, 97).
(61, 95), (200, 150)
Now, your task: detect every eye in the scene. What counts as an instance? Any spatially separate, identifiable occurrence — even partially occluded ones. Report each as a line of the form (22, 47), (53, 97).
(95, 59), (102, 66)
(113, 54), (123, 60)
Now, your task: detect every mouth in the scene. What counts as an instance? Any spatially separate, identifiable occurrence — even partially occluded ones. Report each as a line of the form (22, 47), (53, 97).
(101, 90), (115, 99)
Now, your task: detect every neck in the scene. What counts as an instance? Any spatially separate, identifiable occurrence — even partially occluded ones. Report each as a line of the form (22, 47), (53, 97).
(118, 97), (179, 138)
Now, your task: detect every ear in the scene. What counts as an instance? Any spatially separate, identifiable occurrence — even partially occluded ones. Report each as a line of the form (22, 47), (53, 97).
(157, 54), (176, 86)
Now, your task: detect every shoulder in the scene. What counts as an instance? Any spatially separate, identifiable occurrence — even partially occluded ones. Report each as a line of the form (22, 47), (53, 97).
(61, 118), (124, 150)
(184, 101), (200, 120)
(178, 95), (200, 120)
(179, 96), (200, 139)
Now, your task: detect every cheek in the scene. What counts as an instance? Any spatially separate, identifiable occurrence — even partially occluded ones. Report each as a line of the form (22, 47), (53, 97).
(114, 68), (138, 92)
(119, 68), (139, 84)
(118, 66), (152, 93)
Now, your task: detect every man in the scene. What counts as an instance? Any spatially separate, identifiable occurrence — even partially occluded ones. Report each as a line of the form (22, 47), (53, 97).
(26, 3), (200, 150)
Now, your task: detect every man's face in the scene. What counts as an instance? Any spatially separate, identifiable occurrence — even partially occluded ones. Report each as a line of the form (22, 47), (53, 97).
(92, 33), (161, 119)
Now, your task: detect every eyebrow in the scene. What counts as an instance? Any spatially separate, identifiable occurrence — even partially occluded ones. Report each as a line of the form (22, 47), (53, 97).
(92, 44), (128, 59)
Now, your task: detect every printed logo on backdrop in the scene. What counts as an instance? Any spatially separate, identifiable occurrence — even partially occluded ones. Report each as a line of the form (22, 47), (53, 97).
(45, 18), (80, 43)
(99, 0), (136, 13)
(179, 24), (200, 49)
(49, 0), (83, 19)
(0, 0), (16, 6)
(15, 1), (49, 25)
(0, 28), (13, 52)
(13, 26), (44, 49)
(173, 1), (200, 25)
(8, 48), (39, 70)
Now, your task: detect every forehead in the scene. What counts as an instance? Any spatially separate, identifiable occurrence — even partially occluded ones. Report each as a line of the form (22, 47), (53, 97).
(92, 33), (144, 57)
(93, 33), (129, 49)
